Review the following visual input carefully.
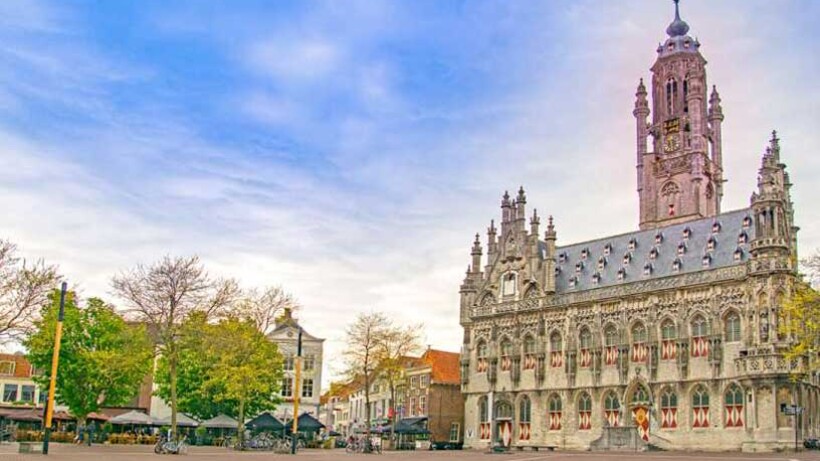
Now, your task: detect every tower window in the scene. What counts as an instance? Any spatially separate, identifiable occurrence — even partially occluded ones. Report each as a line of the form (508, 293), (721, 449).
(666, 77), (678, 113)
(668, 204), (676, 216)
(683, 78), (690, 113)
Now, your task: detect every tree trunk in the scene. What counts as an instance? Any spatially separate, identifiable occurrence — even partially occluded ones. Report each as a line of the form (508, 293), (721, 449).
(364, 373), (371, 440)
(169, 350), (178, 439)
(237, 397), (245, 448)
(390, 383), (397, 449)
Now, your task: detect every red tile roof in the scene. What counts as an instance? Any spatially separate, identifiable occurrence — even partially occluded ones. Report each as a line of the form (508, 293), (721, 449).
(419, 349), (460, 385)
(0, 353), (34, 378)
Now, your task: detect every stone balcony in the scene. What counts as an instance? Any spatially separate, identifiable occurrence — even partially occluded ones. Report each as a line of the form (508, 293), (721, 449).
(734, 350), (806, 377)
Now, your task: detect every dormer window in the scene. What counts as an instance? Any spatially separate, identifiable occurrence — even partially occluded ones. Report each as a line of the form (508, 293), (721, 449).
(558, 252), (567, 263)
(682, 227), (691, 240)
(623, 252), (632, 265)
(701, 254), (712, 268)
(628, 238), (638, 251)
(502, 272), (517, 296)
(592, 272), (601, 285)
(733, 247), (744, 262)
(617, 268), (627, 281)
(712, 221), (721, 234)
(643, 263), (653, 276)
(575, 261), (584, 274)
(737, 232), (748, 245)
(569, 276), (578, 288)
(655, 232), (664, 245)
(677, 242), (687, 256)
(742, 216), (753, 228)
(580, 248), (589, 260)
(603, 243), (612, 256)
(555, 266), (562, 275)
(649, 248), (659, 260)
(672, 258), (682, 272)
(707, 236), (717, 251)
(597, 257), (607, 271)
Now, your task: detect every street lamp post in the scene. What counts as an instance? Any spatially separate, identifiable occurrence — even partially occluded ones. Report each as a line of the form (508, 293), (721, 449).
(291, 328), (303, 454)
(42, 282), (67, 455)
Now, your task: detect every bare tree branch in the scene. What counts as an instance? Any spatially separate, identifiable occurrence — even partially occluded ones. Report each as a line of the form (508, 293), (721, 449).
(232, 285), (299, 335)
(0, 239), (60, 342)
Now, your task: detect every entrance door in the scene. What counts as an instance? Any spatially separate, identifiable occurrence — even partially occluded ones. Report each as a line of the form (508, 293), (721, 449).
(632, 406), (649, 442)
(497, 420), (512, 447)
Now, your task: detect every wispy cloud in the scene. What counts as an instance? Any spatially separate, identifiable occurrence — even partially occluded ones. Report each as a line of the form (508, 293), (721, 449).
(1, 0), (818, 383)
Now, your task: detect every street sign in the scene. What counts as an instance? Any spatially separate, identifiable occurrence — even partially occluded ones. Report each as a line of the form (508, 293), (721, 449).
(781, 404), (802, 416)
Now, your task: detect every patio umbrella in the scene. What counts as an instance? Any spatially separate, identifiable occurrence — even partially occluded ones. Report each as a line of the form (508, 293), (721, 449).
(296, 413), (324, 432)
(6, 409), (41, 422)
(201, 414), (238, 429)
(245, 412), (284, 431)
(85, 412), (109, 422)
(109, 410), (153, 426)
(152, 413), (199, 428)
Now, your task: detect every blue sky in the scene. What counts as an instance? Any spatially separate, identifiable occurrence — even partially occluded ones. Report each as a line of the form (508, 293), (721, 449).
(1, 0), (819, 383)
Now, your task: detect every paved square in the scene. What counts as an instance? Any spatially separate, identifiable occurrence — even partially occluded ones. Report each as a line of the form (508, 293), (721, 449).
(1, 444), (818, 461)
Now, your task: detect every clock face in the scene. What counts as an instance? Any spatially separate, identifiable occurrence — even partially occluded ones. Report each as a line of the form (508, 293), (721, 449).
(664, 134), (681, 153)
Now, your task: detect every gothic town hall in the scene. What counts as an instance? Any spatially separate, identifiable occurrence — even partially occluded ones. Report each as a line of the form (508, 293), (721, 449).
(458, 3), (818, 452)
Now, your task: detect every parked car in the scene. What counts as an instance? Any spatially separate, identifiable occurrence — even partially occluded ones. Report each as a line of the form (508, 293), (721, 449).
(430, 440), (463, 450)
(804, 438), (819, 450)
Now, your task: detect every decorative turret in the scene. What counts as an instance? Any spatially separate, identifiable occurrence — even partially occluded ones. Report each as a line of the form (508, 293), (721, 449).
(749, 131), (795, 265)
(530, 209), (540, 237)
(543, 215), (557, 293)
(486, 219), (497, 274)
(471, 233), (483, 274)
(634, 78), (650, 220)
(708, 85), (725, 206)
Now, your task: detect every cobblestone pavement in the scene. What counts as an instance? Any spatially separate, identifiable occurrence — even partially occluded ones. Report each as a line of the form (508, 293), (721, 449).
(0, 444), (818, 461)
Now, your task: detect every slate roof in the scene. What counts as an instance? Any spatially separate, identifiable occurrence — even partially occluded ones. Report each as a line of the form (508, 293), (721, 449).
(554, 208), (754, 293)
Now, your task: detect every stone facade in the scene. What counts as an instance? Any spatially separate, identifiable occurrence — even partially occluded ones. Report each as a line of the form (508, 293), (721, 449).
(458, 3), (818, 453)
(267, 309), (324, 421)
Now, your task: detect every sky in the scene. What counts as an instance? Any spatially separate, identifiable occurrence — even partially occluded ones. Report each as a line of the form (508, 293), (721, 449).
(1, 0), (818, 386)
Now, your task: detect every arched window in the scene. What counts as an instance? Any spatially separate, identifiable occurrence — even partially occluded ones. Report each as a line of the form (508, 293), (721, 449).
(631, 323), (647, 363)
(523, 335), (537, 370)
(604, 326), (619, 365)
(578, 393), (592, 430)
(604, 392), (621, 427)
(661, 319), (677, 360)
(518, 396), (532, 441)
(666, 77), (678, 113)
(691, 315), (710, 358)
(579, 328), (592, 368)
(550, 332), (563, 368)
(495, 401), (513, 419)
(692, 386), (710, 428)
(548, 394), (562, 431)
(632, 385), (650, 404)
(661, 389), (678, 429)
(500, 338), (512, 371)
(683, 77), (689, 113)
(725, 312), (741, 343)
(478, 396), (490, 440)
(502, 272), (517, 296)
(725, 385), (744, 428)
(476, 340), (488, 373)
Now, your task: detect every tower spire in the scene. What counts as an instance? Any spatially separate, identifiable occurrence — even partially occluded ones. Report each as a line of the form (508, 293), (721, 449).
(666, 0), (690, 37)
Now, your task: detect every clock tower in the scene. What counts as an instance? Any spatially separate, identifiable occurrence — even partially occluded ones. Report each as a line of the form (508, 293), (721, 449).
(635, 0), (724, 230)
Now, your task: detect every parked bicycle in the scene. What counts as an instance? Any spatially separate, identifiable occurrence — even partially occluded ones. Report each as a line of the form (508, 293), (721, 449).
(154, 434), (188, 455)
(345, 435), (381, 454)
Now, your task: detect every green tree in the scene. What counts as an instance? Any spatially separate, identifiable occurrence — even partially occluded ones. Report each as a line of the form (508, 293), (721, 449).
(780, 251), (820, 373)
(154, 313), (283, 435)
(202, 317), (283, 444)
(24, 292), (153, 425)
(112, 255), (239, 437)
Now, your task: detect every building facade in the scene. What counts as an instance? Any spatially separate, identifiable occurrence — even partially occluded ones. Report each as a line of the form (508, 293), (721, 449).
(0, 354), (45, 406)
(458, 3), (818, 452)
(402, 349), (464, 445)
(267, 308), (324, 421)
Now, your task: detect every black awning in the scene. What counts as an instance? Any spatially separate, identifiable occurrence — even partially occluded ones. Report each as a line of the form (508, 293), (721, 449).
(395, 417), (429, 434)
